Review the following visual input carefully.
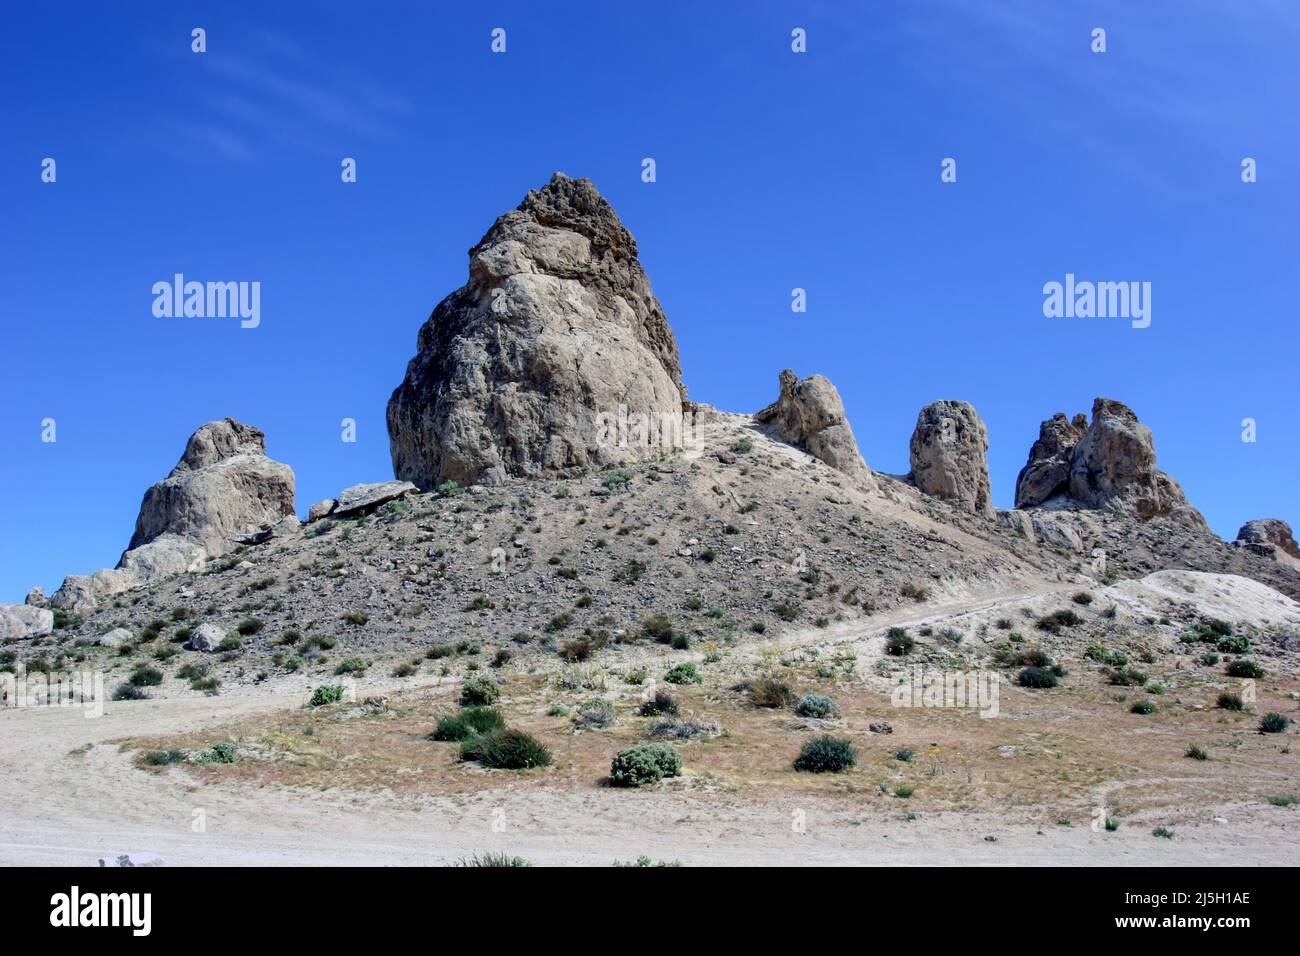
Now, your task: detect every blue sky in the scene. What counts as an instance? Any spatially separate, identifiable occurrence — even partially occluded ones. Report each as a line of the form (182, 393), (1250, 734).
(2, 0), (1297, 602)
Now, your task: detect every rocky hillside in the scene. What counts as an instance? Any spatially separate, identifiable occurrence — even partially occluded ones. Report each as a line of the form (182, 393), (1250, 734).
(3, 174), (1296, 696)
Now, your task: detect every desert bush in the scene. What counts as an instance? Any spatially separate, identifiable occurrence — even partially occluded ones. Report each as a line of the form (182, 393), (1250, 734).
(143, 749), (187, 766)
(885, 627), (914, 656)
(1036, 609), (1082, 633)
(460, 729), (551, 769)
(1107, 666), (1148, 687)
(308, 684), (345, 707)
(610, 743), (683, 787)
(900, 583), (928, 602)
(747, 675), (795, 709)
(574, 698), (615, 730)
(236, 617), (263, 636)
(647, 716), (720, 740)
(1216, 692), (1243, 711)
(1201, 652), (1220, 666)
(793, 735), (857, 773)
(1018, 666), (1058, 689)
(794, 694), (838, 718)
(1217, 635), (1250, 654)
(1072, 592), (1094, 606)
(129, 665), (163, 687)
(1226, 659), (1265, 679)
(431, 706), (504, 742)
(455, 852), (531, 867)
(1259, 712), (1289, 734)
(333, 657), (367, 676)
(459, 676), (501, 707)
(1130, 700), (1157, 715)
(664, 662), (701, 685)
(1185, 745), (1208, 761)
(638, 690), (678, 717)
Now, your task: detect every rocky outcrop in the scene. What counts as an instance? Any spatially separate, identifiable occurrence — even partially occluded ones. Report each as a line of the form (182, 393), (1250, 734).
(50, 419), (295, 613)
(1014, 398), (1204, 526)
(387, 173), (687, 488)
(1014, 413), (1087, 508)
(332, 481), (417, 518)
(1235, 519), (1300, 562)
(0, 604), (54, 640)
(128, 418), (295, 556)
(754, 369), (872, 483)
(908, 400), (992, 516)
(185, 622), (226, 652)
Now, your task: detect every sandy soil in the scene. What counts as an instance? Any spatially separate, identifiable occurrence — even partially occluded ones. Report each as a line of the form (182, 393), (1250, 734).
(4, 573), (1297, 867)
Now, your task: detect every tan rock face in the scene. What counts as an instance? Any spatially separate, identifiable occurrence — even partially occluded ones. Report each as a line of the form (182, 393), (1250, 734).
(128, 418), (296, 556)
(754, 369), (871, 483)
(387, 173), (687, 488)
(1015, 398), (1203, 527)
(1236, 519), (1300, 561)
(908, 400), (992, 516)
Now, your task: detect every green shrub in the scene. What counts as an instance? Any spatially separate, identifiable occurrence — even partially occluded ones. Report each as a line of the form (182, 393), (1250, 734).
(333, 656), (367, 675)
(1217, 635), (1250, 654)
(459, 676), (501, 706)
(1130, 700), (1157, 715)
(1259, 712), (1289, 734)
(461, 729), (551, 769)
(1107, 666), (1148, 687)
(1185, 745), (1208, 761)
(236, 618), (263, 636)
(1200, 652), (1220, 666)
(664, 662), (701, 685)
(1072, 592), (1094, 605)
(129, 665), (163, 687)
(885, 627), (914, 656)
(455, 852), (531, 867)
(794, 694), (838, 718)
(144, 749), (186, 766)
(112, 683), (149, 701)
(1216, 692), (1243, 711)
(216, 635), (242, 652)
(191, 676), (221, 694)
(610, 743), (683, 787)
(1152, 826), (1175, 840)
(793, 735), (857, 773)
(1018, 666), (1058, 689)
(431, 707), (504, 741)
(1036, 609), (1082, 633)
(1226, 659), (1265, 679)
(641, 614), (675, 643)
(308, 684), (345, 707)
(574, 698), (615, 730)
(199, 741), (237, 764)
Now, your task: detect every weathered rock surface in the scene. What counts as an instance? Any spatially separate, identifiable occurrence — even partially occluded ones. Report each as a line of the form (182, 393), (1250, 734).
(387, 172), (687, 488)
(1236, 519), (1300, 562)
(0, 604), (54, 640)
(332, 481), (417, 517)
(1015, 398), (1204, 526)
(129, 418), (296, 556)
(1014, 413), (1087, 508)
(24, 587), (47, 607)
(908, 400), (993, 516)
(307, 499), (337, 522)
(185, 622), (226, 652)
(754, 369), (871, 484)
(97, 627), (132, 648)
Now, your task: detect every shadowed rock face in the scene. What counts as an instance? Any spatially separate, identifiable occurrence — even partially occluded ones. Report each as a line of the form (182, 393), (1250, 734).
(128, 418), (296, 556)
(387, 173), (687, 488)
(754, 369), (872, 484)
(1014, 398), (1204, 526)
(1236, 519), (1300, 561)
(908, 400), (993, 516)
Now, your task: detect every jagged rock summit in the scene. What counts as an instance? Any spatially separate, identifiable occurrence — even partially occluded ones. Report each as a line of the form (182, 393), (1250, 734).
(387, 172), (687, 488)
(50, 418), (296, 612)
(908, 400), (993, 516)
(754, 369), (872, 484)
(1236, 519), (1300, 564)
(1015, 398), (1204, 526)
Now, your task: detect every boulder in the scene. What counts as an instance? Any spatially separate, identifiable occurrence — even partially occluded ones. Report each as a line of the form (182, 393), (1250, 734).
(185, 622), (225, 652)
(307, 499), (337, 522)
(1031, 515), (1085, 554)
(908, 400), (993, 516)
(995, 509), (1035, 539)
(127, 418), (296, 557)
(332, 480), (417, 517)
(754, 369), (872, 483)
(1235, 519), (1300, 561)
(387, 173), (687, 487)
(24, 587), (47, 608)
(0, 604), (54, 640)
(97, 627), (132, 648)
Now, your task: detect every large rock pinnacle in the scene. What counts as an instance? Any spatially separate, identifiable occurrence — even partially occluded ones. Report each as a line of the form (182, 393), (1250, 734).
(387, 173), (687, 487)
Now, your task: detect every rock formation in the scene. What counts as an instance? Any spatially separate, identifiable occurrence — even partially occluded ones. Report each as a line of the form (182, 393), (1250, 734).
(1014, 398), (1204, 526)
(0, 604), (54, 640)
(908, 400), (993, 516)
(129, 418), (295, 555)
(754, 369), (871, 484)
(1235, 519), (1300, 562)
(49, 418), (295, 612)
(387, 172), (687, 488)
